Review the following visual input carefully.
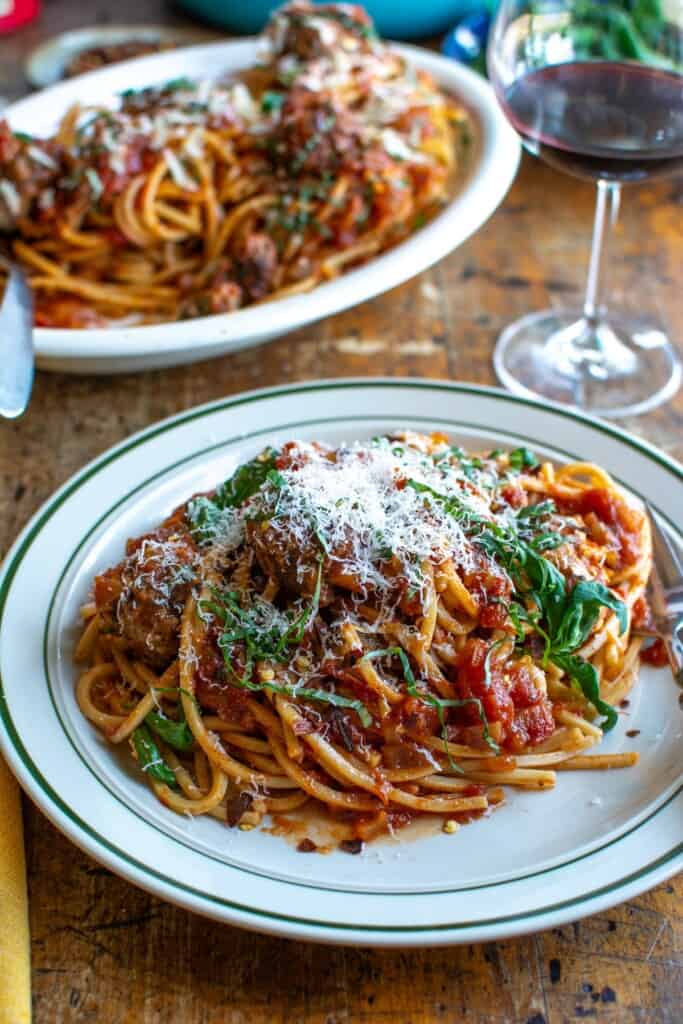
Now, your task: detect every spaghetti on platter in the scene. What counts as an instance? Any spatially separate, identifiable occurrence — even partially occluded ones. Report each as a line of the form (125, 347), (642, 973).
(0, 2), (468, 329)
(75, 432), (654, 851)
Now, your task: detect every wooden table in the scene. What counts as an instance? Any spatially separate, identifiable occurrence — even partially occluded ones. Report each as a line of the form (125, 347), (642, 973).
(1, 4), (682, 1021)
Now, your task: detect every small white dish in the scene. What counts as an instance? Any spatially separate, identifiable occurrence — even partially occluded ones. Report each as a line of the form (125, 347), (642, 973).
(1, 379), (681, 945)
(5, 42), (520, 374)
(25, 24), (218, 89)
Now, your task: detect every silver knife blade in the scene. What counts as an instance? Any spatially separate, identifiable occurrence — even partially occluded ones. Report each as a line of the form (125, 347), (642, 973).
(0, 261), (34, 419)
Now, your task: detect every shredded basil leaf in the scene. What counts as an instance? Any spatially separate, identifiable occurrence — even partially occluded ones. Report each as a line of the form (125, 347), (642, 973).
(552, 653), (619, 732)
(362, 646), (500, 766)
(202, 563), (372, 725)
(507, 447), (540, 472)
(163, 76), (195, 92)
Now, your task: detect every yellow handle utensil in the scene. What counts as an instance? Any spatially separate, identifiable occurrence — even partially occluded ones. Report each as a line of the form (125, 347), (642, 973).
(0, 756), (31, 1024)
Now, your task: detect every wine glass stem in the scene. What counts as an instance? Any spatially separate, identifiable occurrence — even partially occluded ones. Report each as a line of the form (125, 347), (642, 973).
(583, 180), (621, 324)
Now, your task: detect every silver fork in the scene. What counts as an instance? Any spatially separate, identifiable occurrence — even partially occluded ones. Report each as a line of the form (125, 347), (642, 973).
(644, 502), (683, 690)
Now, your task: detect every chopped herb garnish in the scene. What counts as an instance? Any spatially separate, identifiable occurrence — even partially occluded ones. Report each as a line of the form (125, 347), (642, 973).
(203, 579), (318, 678)
(433, 445), (484, 481)
(261, 90), (284, 113)
(202, 565), (372, 727)
(508, 447), (540, 472)
(163, 77), (195, 92)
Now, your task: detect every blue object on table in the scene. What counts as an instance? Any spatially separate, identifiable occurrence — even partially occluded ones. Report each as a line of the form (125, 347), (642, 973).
(177, 0), (486, 40)
(441, 10), (491, 71)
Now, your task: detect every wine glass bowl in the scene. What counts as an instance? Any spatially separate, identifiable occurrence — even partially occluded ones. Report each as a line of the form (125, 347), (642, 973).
(487, 0), (683, 416)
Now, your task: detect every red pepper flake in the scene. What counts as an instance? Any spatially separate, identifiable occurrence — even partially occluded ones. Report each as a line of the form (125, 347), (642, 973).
(296, 838), (317, 853)
(225, 790), (253, 827)
(626, 729), (640, 738)
(339, 839), (364, 855)
(641, 637), (669, 667)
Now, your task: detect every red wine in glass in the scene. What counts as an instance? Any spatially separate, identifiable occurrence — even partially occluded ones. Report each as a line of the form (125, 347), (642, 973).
(498, 61), (683, 183)
(486, 0), (683, 416)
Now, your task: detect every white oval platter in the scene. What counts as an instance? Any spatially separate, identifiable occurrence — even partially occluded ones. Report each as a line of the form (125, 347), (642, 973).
(5, 43), (520, 373)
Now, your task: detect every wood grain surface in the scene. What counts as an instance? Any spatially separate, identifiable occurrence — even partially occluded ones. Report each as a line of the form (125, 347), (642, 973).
(1, 3), (682, 1021)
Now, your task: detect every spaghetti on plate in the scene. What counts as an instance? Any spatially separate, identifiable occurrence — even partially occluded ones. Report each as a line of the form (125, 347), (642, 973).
(75, 433), (652, 850)
(0, 2), (468, 328)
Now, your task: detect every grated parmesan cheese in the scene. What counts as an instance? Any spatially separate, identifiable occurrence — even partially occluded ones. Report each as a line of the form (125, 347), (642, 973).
(85, 167), (104, 200)
(0, 179), (21, 217)
(27, 145), (58, 170)
(183, 126), (205, 160)
(197, 439), (500, 610)
(379, 128), (430, 164)
(304, 14), (339, 47)
(162, 149), (198, 192)
(38, 188), (55, 211)
(229, 82), (260, 123)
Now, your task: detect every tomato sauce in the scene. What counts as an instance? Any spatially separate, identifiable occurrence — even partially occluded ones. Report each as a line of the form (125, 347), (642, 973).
(631, 594), (653, 631)
(560, 488), (643, 567)
(452, 638), (555, 751)
(640, 637), (669, 667)
(35, 300), (107, 328)
(465, 562), (512, 630)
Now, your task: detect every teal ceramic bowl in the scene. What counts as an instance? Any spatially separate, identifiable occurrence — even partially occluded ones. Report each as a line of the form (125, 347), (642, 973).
(176, 0), (483, 40)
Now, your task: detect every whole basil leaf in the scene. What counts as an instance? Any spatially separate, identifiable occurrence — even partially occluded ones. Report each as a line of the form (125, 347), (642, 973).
(550, 580), (628, 655)
(214, 448), (278, 508)
(552, 653), (619, 732)
(145, 709), (194, 751)
(187, 449), (278, 541)
(132, 725), (178, 787)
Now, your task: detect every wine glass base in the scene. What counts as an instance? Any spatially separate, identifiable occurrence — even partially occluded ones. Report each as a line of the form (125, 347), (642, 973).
(494, 309), (682, 417)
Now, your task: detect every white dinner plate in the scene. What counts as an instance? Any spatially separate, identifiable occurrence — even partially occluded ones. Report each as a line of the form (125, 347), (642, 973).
(1, 379), (681, 946)
(5, 43), (520, 374)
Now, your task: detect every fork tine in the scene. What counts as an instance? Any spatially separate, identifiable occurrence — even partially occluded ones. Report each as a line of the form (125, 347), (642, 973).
(645, 502), (683, 598)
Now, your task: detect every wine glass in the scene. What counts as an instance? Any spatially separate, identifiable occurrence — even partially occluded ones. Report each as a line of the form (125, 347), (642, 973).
(487, 0), (683, 417)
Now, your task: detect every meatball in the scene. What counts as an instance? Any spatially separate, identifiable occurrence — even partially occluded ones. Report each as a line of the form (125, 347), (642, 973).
(270, 89), (364, 176)
(178, 278), (242, 319)
(0, 120), (60, 230)
(94, 508), (199, 668)
(267, 2), (375, 62)
(246, 518), (321, 597)
(233, 231), (278, 301)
